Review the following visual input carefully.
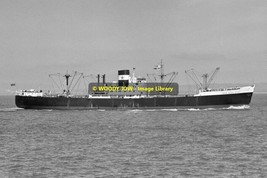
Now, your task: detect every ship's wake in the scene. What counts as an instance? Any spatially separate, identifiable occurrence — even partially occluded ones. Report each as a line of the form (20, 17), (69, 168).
(223, 105), (250, 110)
(128, 105), (250, 112)
(2, 105), (250, 112)
(183, 105), (250, 111)
(0, 107), (23, 112)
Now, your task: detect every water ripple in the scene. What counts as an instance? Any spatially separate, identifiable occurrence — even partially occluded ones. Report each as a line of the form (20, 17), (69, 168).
(0, 95), (266, 177)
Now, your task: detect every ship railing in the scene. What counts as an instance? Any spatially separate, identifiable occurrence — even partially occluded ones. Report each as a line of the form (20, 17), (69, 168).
(42, 93), (89, 98)
(200, 87), (241, 93)
(88, 95), (111, 99)
(16, 89), (44, 97)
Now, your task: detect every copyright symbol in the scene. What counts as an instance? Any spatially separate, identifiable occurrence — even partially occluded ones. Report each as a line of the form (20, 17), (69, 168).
(92, 86), (97, 91)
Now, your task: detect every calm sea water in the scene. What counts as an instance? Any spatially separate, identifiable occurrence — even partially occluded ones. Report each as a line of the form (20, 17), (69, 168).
(0, 94), (266, 177)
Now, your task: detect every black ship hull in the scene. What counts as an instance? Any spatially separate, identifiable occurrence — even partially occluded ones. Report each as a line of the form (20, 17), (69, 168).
(15, 92), (253, 110)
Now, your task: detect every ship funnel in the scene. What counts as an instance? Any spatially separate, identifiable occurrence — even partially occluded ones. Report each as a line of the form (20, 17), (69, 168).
(118, 70), (130, 86)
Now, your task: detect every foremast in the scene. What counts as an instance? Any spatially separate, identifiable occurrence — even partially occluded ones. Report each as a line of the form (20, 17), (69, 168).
(185, 67), (220, 92)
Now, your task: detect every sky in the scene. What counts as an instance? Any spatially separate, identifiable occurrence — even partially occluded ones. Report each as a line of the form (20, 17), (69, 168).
(1, 0), (267, 94)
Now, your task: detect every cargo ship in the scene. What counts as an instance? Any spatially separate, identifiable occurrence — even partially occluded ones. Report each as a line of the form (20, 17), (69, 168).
(15, 64), (255, 110)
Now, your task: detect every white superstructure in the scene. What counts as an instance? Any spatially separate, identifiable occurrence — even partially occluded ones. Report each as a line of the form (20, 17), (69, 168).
(16, 89), (44, 97)
(194, 85), (255, 96)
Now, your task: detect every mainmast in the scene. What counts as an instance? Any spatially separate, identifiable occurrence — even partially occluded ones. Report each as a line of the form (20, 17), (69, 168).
(147, 60), (178, 84)
(153, 59), (165, 83)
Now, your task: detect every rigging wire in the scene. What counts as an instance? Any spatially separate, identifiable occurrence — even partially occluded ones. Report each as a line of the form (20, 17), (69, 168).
(70, 72), (84, 93)
(49, 73), (62, 92)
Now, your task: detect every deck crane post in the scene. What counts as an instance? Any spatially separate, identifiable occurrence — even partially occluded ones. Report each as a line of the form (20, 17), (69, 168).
(185, 67), (220, 91)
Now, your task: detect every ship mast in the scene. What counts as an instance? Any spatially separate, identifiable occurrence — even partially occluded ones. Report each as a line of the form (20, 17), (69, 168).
(160, 59), (164, 83)
(147, 59), (178, 84)
(202, 67), (220, 90)
(64, 72), (71, 95)
(152, 59), (165, 83)
(202, 73), (208, 91)
(49, 71), (85, 95)
(185, 67), (220, 91)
